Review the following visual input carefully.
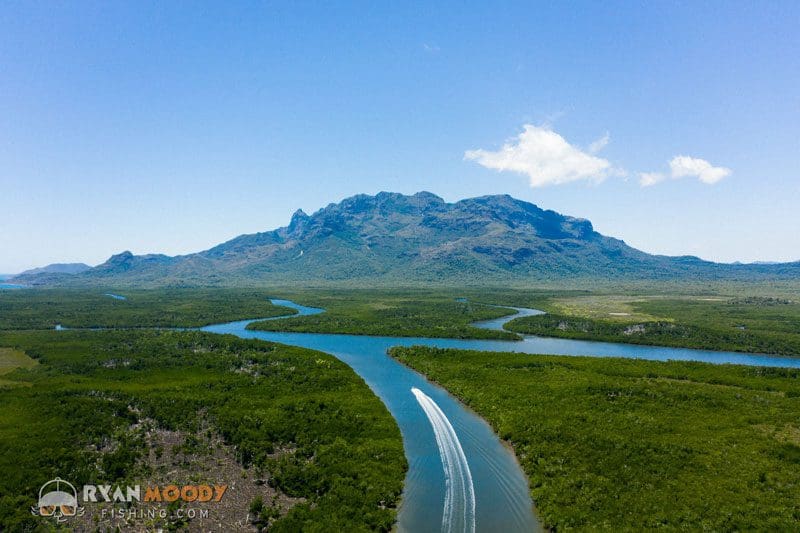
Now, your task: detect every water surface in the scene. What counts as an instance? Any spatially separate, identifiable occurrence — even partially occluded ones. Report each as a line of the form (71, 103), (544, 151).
(204, 300), (541, 533)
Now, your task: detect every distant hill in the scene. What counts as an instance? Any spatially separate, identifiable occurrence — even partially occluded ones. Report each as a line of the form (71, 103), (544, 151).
(17, 263), (92, 277)
(16, 192), (800, 287)
(8, 263), (92, 285)
(10, 263), (92, 286)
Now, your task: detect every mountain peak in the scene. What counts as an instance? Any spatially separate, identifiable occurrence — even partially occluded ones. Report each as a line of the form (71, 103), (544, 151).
(288, 209), (311, 234)
(109, 251), (134, 262)
(290, 208), (310, 224)
(412, 191), (443, 201)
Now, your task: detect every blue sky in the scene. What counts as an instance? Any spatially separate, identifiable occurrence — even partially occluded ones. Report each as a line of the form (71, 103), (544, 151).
(1, 2), (798, 272)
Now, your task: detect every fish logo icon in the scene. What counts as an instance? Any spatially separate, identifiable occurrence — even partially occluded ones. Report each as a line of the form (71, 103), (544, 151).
(31, 477), (84, 522)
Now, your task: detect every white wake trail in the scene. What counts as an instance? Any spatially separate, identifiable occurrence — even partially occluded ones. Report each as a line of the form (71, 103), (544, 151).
(411, 387), (476, 533)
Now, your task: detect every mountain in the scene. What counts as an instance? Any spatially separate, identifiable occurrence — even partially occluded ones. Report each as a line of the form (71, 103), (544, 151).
(17, 192), (800, 286)
(10, 262), (92, 285)
(17, 263), (92, 277)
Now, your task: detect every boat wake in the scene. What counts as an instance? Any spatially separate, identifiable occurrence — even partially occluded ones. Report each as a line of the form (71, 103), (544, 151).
(411, 387), (476, 533)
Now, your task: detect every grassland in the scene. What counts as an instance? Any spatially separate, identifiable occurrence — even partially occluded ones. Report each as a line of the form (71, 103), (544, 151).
(506, 294), (800, 356)
(392, 345), (800, 530)
(0, 330), (406, 531)
(0, 347), (37, 387)
(0, 288), (295, 329)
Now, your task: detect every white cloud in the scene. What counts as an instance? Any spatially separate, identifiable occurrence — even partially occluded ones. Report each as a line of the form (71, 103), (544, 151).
(640, 156), (732, 187)
(639, 172), (666, 187)
(464, 125), (617, 188)
(669, 155), (731, 184)
(588, 132), (610, 154)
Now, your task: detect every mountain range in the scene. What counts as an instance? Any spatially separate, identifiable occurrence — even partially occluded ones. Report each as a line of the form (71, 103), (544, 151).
(12, 192), (800, 287)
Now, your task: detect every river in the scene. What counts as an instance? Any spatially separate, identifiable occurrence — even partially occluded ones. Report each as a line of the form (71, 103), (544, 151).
(201, 299), (800, 532)
(203, 300), (540, 532)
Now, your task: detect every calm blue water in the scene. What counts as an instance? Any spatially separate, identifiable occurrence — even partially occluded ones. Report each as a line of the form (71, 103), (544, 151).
(473, 306), (800, 367)
(202, 298), (800, 533)
(204, 300), (540, 533)
(105, 293), (127, 300)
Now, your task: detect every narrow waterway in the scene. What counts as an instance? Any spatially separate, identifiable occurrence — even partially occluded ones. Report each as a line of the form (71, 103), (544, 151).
(202, 299), (800, 533)
(203, 300), (542, 533)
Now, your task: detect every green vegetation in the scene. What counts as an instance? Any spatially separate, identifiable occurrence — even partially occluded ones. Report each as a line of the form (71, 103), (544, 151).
(0, 347), (37, 374)
(0, 288), (295, 329)
(247, 289), (520, 339)
(5, 285), (800, 530)
(0, 329), (406, 531)
(392, 346), (800, 530)
(507, 295), (800, 356)
(0, 347), (37, 387)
